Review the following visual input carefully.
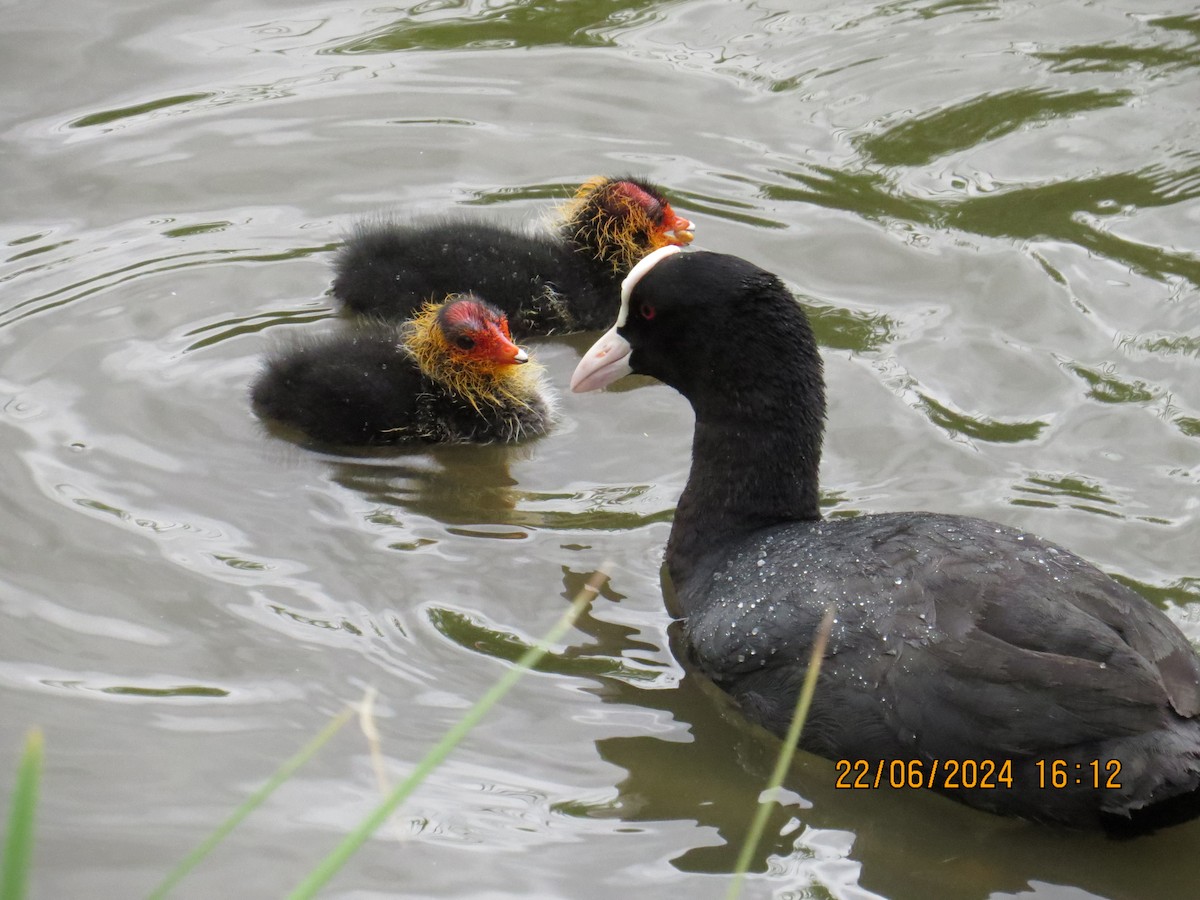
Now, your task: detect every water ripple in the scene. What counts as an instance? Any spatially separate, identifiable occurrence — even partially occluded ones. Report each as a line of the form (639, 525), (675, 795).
(761, 163), (1200, 286)
(1033, 13), (1200, 75)
(326, 0), (671, 54)
(857, 87), (1133, 168)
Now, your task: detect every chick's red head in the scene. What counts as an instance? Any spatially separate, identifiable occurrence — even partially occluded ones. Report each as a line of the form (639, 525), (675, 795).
(611, 179), (695, 247)
(436, 296), (527, 367)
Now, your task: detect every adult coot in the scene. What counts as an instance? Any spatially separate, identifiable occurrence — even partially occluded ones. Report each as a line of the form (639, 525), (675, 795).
(332, 176), (695, 336)
(571, 246), (1200, 834)
(253, 294), (553, 446)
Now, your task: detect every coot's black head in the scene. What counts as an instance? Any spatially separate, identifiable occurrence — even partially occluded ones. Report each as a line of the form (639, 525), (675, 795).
(571, 247), (824, 423)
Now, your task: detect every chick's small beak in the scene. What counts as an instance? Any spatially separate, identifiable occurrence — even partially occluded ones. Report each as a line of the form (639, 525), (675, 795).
(662, 205), (695, 245)
(467, 321), (528, 366)
(492, 333), (528, 365)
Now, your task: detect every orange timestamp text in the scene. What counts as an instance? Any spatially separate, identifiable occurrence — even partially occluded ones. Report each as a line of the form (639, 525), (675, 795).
(835, 758), (1013, 790)
(834, 758), (1124, 791)
(1033, 758), (1122, 789)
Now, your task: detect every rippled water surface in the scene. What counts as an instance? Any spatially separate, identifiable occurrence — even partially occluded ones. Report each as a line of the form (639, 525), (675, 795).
(3, 1), (1199, 898)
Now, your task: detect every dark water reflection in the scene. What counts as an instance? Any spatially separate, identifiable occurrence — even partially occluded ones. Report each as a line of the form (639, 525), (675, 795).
(763, 162), (1200, 285)
(331, 0), (672, 53)
(3, 0), (1199, 898)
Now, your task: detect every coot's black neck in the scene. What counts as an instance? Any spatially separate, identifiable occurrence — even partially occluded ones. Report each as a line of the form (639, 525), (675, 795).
(664, 295), (827, 608)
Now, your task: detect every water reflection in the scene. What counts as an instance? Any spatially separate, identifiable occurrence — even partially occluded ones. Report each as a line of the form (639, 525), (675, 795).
(762, 163), (1200, 286)
(429, 564), (1200, 899)
(1064, 361), (1162, 406)
(328, 0), (673, 54)
(856, 87), (1132, 168)
(320, 445), (677, 539)
(916, 393), (1047, 443)
(1032, 14), (1200, 75)
(0, 227), (335, 329)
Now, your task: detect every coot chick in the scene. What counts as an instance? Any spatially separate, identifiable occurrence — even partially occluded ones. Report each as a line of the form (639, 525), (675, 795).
(571, 246), (1200, 834)
(331, 176), (695, 337)
(252, 294), (553, 446)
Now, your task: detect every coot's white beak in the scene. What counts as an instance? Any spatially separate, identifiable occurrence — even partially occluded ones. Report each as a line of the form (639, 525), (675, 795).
(570, 326), (632, 393)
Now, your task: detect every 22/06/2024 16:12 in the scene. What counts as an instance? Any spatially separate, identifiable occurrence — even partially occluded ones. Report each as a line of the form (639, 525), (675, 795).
(834, 758), (1123, 791)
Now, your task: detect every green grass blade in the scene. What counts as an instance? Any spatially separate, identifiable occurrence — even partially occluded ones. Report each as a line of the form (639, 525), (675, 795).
(2, 728), (44, 900)
(147, 707), (355, 900)
(287, 574), (600, 900)
(726, 606), (835, 900)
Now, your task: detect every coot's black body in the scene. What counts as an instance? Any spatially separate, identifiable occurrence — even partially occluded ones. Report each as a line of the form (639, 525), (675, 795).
(331, 177), (694, 337)
(571, 247), (1200, 834)
(252, 299), (553, 447)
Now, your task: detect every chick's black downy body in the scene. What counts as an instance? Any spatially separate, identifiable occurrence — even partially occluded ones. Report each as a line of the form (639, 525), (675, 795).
(333, 221), (603, 335)
(331, 177), (694, 336)
(252, 296), (552, 447)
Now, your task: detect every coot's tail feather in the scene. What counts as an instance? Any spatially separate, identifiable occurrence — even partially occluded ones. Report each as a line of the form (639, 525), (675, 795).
(1102, 723), (1200, 836)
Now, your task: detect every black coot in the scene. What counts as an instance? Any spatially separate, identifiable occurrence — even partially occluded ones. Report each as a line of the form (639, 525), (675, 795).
(252, 293), (553, 446)
(331, 176), (695, 337)
(571, 246), (1200, 834)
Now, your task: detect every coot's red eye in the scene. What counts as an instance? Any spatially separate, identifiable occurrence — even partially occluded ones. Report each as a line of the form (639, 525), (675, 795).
(640, 302), (656, 320)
